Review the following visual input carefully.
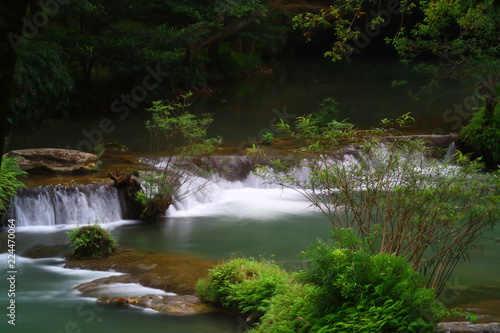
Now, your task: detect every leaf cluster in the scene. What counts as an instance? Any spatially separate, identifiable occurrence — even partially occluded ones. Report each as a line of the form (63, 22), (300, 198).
(136, 93), (222, 221)
(460, 104), (500, 162)
(0, 157), (27, 217)
(197, 245), (447, 333)
(256, 112), (500, 295)
(66, 220), (118, 258)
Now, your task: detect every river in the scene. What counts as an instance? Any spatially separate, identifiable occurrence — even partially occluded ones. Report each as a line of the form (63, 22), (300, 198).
(1, 58), (498, 332)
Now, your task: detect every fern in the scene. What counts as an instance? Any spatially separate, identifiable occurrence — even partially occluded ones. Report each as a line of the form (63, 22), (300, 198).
(0, 157), (27, 217)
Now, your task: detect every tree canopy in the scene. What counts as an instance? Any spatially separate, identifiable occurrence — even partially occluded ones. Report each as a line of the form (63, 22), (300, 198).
(294, 0), (500, 112)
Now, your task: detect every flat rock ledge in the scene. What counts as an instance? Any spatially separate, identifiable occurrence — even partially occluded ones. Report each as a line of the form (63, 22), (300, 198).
(437, 322), (500, 332)
(4, 148), (98, 173)
(65, 249), (217, 315)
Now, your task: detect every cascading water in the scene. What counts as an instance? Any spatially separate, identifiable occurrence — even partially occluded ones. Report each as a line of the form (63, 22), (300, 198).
(444, 141), (457, 161)
(9, 183), (123, 227)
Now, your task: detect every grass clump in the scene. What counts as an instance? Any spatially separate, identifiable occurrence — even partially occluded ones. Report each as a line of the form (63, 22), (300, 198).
(66, 220), (118, 258)
(196, 257), (290, 321)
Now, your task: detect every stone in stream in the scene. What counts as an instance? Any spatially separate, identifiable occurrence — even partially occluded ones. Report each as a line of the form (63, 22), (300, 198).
(4, 148), (99, 173)
(65, 248), (218, 315)
(437, 322), (500, 332)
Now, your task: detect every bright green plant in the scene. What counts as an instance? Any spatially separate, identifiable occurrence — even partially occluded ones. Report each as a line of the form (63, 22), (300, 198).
(262, 131), (274, 145)
(136, 92), (222, 221)
(0, 157), (27, 217)
(197, 244), (448, 332)
(196, 257), (289, 321)
(297, 239), (444, 333)
(66, 220), (118, 258)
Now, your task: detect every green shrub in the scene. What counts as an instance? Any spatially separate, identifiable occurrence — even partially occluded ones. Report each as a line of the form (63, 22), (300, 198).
(196, 257), (289, 320)
(313, 97), (341, 127)
(66, 221), (118, 258)
(298, 241), (444, 333)
(197, 244), (444, 333)
(250, 280), (318, 333)
(262, 132), (274, 145)
(0, 157), (27, 217)
(460, 105), (500, 163)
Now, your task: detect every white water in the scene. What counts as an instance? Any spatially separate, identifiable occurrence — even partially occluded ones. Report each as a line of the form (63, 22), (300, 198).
(10, 184), (123, 227)
(8, 148), (461, 228)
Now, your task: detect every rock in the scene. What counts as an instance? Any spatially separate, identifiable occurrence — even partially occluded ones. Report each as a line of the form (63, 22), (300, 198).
(4, 148), (99, 173)
(437, 322), (500, 332)
(96, 294), (213, 315)
(23, 244), (70, 258)
(66, 249), (217, 315)
(65, 248), (214, 296)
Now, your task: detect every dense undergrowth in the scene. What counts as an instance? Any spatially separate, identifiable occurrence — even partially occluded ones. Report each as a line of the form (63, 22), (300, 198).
(197, 240), (446, 333)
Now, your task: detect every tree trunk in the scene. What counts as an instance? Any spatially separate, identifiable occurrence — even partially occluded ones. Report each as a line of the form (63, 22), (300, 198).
(0, 1), (30, 168)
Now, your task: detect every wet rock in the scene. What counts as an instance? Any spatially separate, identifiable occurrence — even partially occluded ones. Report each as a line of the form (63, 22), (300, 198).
(66, 249), (217, 315)
(4, 148), (98, 173)
(99, 294), (213, 315)
(437, 322), (500, 332)
(23, 244), (70, 258)
(65, 248), (214, 296)
(383, 133), (459, 149)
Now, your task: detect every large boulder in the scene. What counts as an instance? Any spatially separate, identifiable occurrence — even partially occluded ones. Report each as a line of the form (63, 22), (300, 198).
(4, 148), (99, 173)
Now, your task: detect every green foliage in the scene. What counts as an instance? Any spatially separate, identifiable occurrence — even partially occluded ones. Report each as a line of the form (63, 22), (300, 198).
(217, 43), (262, 78)
(196, 257), (289, 320)
(293, 0), (500, 143)
(0, 157), (27, 217)
(460, 105), (500, 162)
(66, 220), (118, 258)
(136, 93), (222, 221)
(310, 97), (342, 128)
(39, 0), (268, 96)
(258, 114), (500, 295)
(298, 240), (443, 333)
(11, 40), (74, 124)
(262, 132), (274, 145)
(197, 246), (445, 332)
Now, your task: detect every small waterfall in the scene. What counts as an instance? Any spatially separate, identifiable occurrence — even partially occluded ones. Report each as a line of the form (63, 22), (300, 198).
(10, 183), (122, 227)
(444, 142), (457, 161)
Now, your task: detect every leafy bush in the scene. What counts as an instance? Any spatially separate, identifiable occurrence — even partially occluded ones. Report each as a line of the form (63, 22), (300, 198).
(460, 105), (500, 163)
(197, 245), (445, 333)
(259, 113), (500, 295)
(136, 93), (222, 221)
(250, 280), (317, 333)
(0, 157), (27, 217)
(297, 240), (444, 333)
(66, 221), (118, 258)
(261, 132), (274, 145)
(313, 97), (341, 127)
(196, 257), (289, 321)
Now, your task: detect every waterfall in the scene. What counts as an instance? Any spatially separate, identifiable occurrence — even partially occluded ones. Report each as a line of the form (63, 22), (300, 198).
(444, 142), (457, 161)
(10, 183), (123, 227)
